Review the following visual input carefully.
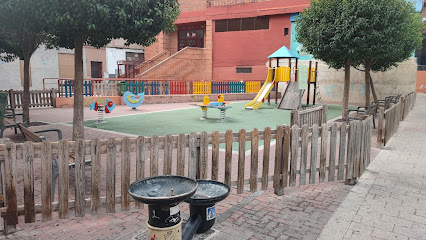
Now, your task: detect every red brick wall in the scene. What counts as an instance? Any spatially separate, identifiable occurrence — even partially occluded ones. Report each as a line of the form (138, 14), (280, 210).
(179, 0), (206, 13)
(144, 35), (163, 60)
(139, 48), (209, 80)
(212, 14), (291, 81)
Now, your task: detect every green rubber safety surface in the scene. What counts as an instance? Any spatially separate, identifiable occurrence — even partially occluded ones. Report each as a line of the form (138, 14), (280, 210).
(84, 101), (344, 138)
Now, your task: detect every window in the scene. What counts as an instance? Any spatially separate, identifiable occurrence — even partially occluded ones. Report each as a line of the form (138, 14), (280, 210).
(236, 67), (252, 73)
(215, 20), (227, 32)
(241, 18), (255, 31)
(284, 28), (289, 36)
(255, 17), (269, 30)
(228, 19), (240, 31)
(215, 17), (269, 32)
(91, 61), (103, 78)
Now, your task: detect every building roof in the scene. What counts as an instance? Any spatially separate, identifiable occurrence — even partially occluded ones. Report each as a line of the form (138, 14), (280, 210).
(268, 46), (298, 59)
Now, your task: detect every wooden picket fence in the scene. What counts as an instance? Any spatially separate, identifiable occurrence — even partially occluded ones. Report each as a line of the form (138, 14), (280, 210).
(0, 117), (373, 231)
(290, 105), (327, 127)
(377, 92), (416, 146)
(0, 89), (57, 109)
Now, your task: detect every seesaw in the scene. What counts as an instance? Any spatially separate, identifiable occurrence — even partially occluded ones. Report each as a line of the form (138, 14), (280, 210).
(196, 94), (232, 122)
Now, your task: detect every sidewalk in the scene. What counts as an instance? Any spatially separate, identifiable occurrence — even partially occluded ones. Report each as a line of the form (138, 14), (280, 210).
(319, 93), (426, 240)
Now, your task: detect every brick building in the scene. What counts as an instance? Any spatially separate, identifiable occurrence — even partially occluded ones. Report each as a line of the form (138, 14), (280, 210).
(141, 0), (310, 81)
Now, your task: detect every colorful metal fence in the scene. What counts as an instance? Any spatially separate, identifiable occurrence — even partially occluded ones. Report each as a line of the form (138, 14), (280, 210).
(56, 79), (264, 97)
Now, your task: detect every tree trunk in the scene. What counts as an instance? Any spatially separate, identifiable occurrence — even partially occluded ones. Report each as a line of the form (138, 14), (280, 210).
(369, 76), (378, 102)
(22, 55), (31, 125)
(342, 59), (351, 120)
(73, 38), (85, 140)
(364, 63), (371, 106)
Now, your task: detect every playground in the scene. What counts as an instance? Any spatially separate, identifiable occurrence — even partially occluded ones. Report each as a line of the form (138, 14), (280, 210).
(83, 101), (345, 137)
(79, 46), (329, 139)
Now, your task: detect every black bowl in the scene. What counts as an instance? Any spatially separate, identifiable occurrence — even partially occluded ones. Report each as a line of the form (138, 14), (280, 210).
(129, 175), (198, 205)
(185, 180), (230, 205)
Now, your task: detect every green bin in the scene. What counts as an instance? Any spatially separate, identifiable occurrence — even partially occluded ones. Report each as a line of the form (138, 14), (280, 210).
(118, 81), (127, 96)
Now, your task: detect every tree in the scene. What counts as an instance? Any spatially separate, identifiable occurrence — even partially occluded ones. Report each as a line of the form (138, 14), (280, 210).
(296, 0), (361, 119)
(0, 0), (51, 124)
(46, 0), (180, 140)
(296, 0), (422, 118)
(350, 0), (422, 106)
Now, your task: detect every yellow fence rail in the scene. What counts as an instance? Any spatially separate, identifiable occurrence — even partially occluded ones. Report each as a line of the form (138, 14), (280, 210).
(192, 81), (212, 94)
(245, 81), (262, 93)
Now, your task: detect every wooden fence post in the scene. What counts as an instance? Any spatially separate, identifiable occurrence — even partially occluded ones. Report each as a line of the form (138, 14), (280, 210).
(106, 138), (116, 213)
(58, 140), (69, 218)
(177, 134), (186, 176)
(4, 141), (17, 232)
(199, 132), (208, 179)
(310, 124), (319, 184)
(188, 133), (197, 179)
(289, 125), (299, 187)
(51, 89), (57, 108)
(345, 122), (357, 185)
(75, 139), (85, 217)
(41, 141), (52, 221)
(377, 107), (384, 147)
(211, 131), (219, 181)
(273, 125), (284, 195)
(237, 129), (246, 194)
(163, 135), (173, 175)
(121, 137), (131, 211)
(224, 130), (233, 187)
(290, 110), (299, 126)
(337, 124), (347, 181)
(328, 123), (337, 181)
(300, 125), (309, 185)
(250, 128), (259, 192)
(23, 142), (35, 223)
(322, 105), (328, 124)
(135, 136), (145, 209)
(150, 136), (159, 177)
(261, 127), (271, 190)
(400, 97), (404, 121)
(319, 123), (328, 183)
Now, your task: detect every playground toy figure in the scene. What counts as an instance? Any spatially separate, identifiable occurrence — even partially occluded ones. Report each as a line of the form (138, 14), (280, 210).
(90, 98), (115, 124)
(197, 94), (231, 122)
(123, 91), (145, 110)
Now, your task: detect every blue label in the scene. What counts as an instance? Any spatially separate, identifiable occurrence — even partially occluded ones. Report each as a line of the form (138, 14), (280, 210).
(206, 206), (216, 221)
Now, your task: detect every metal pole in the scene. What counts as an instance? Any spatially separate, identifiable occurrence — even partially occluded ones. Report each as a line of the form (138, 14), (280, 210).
(307, 61), (312, 105)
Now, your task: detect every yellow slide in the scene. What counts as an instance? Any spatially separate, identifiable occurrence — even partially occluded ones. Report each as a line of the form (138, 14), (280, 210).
(245, 68), (275, 110)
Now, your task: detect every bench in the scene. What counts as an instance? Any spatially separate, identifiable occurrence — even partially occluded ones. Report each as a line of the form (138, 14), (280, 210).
(1, 108), (25, 138)
(346, 102), (378, 128)
(18, 124), (90, 201)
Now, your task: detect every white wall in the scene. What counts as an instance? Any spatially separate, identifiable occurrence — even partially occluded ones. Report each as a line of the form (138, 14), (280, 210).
(0, 45), (73, 90)
(106, 47), (144, 77)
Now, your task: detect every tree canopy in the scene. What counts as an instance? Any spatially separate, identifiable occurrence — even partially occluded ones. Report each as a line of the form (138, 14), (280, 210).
(296, 0), (422, 116)
(43, 0), (180, 140)
(0, 0), (53, 123)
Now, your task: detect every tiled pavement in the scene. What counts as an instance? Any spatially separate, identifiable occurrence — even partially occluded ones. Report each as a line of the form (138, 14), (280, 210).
(319, 93), (426, 240)
(1, 96), (424, 239)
